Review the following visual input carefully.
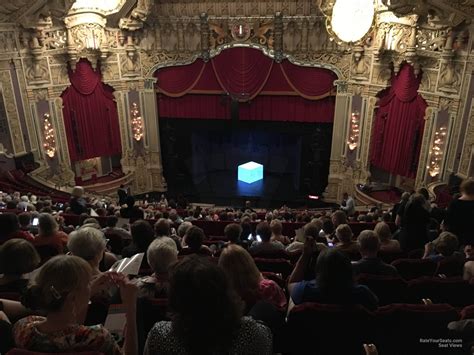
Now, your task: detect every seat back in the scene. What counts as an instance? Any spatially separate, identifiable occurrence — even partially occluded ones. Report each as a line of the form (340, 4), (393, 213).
(378, 250), (406, 264)
(136, 298), (169, 355)
(375, 303), (460, 355)
(34, 245), (60, 265)
(391, 258), (437, 280)
(0, 292), (21, 301)
(356, 274), (408, 305)
(253, 258), (293, 279)
(104, 231), (126, 255)
(285, 303), (375, 354)
(435, 256), (465, 277)
(407, 277), (474, 307)
(7, 350), (103, 355)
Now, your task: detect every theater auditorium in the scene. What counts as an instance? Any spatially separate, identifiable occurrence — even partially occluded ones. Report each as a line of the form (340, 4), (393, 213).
(0, 0), (473, 354)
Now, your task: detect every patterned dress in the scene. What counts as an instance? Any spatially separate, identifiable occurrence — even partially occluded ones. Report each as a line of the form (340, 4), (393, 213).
(13, 316), (122, 355)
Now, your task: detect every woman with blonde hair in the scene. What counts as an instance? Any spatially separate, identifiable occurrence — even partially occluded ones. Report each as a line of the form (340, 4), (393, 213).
(13, 255), (138, 355)
(374, 222), (401, 252)
(218, 244), (286, 310)
(33, 213), (68, 254)
(270, 219), (290, 245)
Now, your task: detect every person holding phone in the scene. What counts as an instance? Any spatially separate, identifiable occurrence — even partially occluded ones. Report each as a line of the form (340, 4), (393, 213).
(248, 222), (285, 256)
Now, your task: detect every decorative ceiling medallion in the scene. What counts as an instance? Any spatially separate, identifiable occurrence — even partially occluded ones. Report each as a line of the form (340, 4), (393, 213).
(231, 22), (251, 42)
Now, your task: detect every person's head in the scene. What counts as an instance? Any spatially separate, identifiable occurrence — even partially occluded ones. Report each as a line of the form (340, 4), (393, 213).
(321, 217), (334, 235)
(343, 192), (349, 200)
(373, 222), (392, 242)
(401, 191), (411, 203)
(38, 213), (58, 237)
(460, 178), (474, 197)
(186, 226), (205, 251)
(177, 221), (192, 238)
(72, 186), (84, 198)
(417, 188), (430, 201)
(147, 237), (178, 275)
(18, 212), (31, 228)
(357, 230), (380, 257)
(407, 193), (427, 209)
(256, 222), (272, 242)
(433, 232), (459, 257)
(0, 213), (20, 239)
(154, 218), (171, 237)
(81, 217), (99, 228)
(335, 224), (353, 244)
(169, 256), (242, 353)
(169, 209), (178, 222)
(130, 220), (155, 251)
(331, 210), (347, 227)
(20, 195), (29, 203)
(224, 223), (242, 243)
(0, 238), (40, 276)
(270, 219), (283, 235)
(22, 255), (92, 320)
(304, 222), (321, 239)
(464, 245), (474, 259)
(67, 227), (106, 269)
(218, 244), (261, 302)
(315, 249), (354, 293)
(106, 215), (118, 228)
(245, 200), (251, 208)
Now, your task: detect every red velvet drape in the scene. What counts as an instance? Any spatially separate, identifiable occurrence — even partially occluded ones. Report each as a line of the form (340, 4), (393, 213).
(61, 59), (122, 162)
(155, 47), (337, 122)
(370, 64), (427, 178)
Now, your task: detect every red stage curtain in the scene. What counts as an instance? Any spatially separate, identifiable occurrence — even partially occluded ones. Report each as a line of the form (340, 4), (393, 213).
(154, 47), (337, 122)
(370, 64), (427, 178)
(61, 59), (122, 162)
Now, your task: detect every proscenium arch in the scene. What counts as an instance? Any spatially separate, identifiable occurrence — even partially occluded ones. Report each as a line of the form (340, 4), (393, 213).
(145, 43), (343, 80)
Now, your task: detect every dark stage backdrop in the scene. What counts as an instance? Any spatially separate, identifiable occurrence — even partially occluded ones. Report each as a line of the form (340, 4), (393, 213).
(159, 118), (332, 207)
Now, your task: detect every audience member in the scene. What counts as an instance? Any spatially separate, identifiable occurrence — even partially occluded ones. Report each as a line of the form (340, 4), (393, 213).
(249, 222), (285, 255)
(102, 216), (131, 240)
(144, 256), (272, 354)
(374, 222), (401, 252)
(181, 226), (212, 256)
(69, 186), (87, 215)
(289, 246), (378, 310)
(0, 239), (40, 293)
(219, 244), (287, 310)
(334, 224), (359, 255)
(32, 213), (68, 254)
(331, 210), (347, 228)
(422, 232), (462, 262)
(270, 219), (290, 245)
(67, 227), (107, 276)
(120, 196), (144, 219)
(137, 237), (178, 298)
(224, 223), (243, 245)
(394, 192), (411, 226)
(0, 213), (34, 244)
(352, 230), (399, 277)
(122, 220), (155, 259)
(13, 255), (138, 354)
(445, 178), (474, 246)
(340, 192), (355, 216)
(398, 194), (430, 251)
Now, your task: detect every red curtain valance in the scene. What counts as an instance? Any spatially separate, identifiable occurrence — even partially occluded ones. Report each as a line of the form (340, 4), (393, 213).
(155, 47), (337, 100)
(370, 64), (427, 178)
(62, 59), (122, 162)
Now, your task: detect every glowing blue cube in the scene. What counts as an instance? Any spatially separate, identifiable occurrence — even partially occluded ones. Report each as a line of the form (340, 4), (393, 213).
(238, 161), (263, 184)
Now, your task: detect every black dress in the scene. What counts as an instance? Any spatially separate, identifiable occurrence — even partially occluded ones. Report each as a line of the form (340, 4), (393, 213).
(399, 203), (430, 251)
(446, 199), (474, 246)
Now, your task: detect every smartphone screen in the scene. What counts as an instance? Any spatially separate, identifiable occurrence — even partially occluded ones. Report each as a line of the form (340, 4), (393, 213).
(256, 235), (262, 242)
(32, 218), (39, 226)
(328, 242), (334, 247)
(247, 233), (253, 241)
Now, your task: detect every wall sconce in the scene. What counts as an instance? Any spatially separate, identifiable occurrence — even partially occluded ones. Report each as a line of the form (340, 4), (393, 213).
(347, 111), (360, 151)
(43, 113), (56, 158)
(130, 102), (143, 141)
(428, 126), (447, 177)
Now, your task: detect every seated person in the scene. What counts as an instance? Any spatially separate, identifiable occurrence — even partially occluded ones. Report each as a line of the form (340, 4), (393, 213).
(13, 255), (138, 355)
(219, 244), (287, 311)
(18, 212), (36, 235)
(0, 213), (35, 244)
(352, 230), (399, 277)
(102, 216), (131, 240)
(122, 220), (155, 259)
(137, 237), (178, 298)
(319, 217), (335, 242)
(177, 221), (192, 243)
(422, 232), (463, 263)
(120, 196), (144, 219)
(464, 245), (474, 280)
(180, 226), (212, 256)
(144, 256), (272, 354)
(155, 218), (181, 251)
(32, 213), (68, 254)
(68, 227), (108, 277)
(69, 186), (87, 215)
(249, 222), (285, 256)
(288, 245), (378, 311)
(224, 223), (243, 246)
(0, 239), (40, 293)
(374, 222), (401, 253)
(270, 219), (290, 245)
(334, 224), (360, 256)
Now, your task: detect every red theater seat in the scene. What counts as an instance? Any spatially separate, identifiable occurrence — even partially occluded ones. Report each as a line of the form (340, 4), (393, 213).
(254, 258), (293, 279)
(356, 274), (408, 305)
(435, 256), (465, 277)
(407, 277), (474, 307)
(391, 258), (437, 280)
(7, 350), (103, 355)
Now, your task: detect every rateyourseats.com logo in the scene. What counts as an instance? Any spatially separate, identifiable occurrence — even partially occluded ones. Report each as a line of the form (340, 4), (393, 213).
(419, 338), (463, 349)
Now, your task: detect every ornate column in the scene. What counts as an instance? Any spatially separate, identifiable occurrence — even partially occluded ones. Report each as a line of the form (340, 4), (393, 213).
(324, 80), (352, 202)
